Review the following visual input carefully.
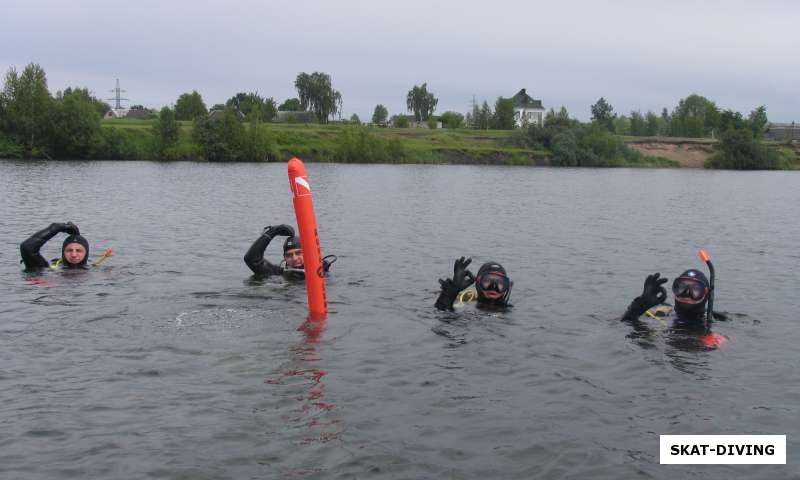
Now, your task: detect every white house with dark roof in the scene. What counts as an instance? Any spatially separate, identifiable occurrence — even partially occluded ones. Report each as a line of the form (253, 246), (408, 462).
(511, 88), (545, 127)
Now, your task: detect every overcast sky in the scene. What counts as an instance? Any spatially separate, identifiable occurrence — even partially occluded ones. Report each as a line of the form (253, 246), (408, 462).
(2, 0), (797, 122)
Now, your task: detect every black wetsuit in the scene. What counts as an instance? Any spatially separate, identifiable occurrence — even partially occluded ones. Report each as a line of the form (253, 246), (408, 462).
(244, 231), (287, 277)
(435, 259), (511, 312)
(20, 223), (84, 271)
(243, 231), (335, 278)
(435, 282), (510, 311)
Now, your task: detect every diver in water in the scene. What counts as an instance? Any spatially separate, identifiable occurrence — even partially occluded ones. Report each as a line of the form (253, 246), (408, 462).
(620, 255), (730, 351)
(621, 251), (727, 344)
(244, 224), (335, 279)
(435, 257), (513, 311)
(20, 222), (89, 271)
(622, 269), (713, 327)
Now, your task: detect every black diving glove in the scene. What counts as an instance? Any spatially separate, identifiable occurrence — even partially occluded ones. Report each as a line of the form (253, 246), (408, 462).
(60, 222), (80, 235)
(322, 255), (337, 273)
(435, 257), (475, 311)
(263, 224), (294, 238)
(623, 272), (668, 320)
(451, 256), (475, 291)
(45, 222), (79, 236)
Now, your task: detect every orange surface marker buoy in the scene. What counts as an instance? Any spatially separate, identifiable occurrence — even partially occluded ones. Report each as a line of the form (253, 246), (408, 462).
(288, 157), (327, 319)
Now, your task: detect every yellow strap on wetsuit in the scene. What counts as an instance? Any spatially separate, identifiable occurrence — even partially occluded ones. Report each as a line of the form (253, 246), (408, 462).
(458, 288), (477, 304)
(645, 309), (668, 328)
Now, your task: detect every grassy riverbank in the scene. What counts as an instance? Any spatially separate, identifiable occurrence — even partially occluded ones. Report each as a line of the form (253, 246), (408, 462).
(98, 118), (676, 167)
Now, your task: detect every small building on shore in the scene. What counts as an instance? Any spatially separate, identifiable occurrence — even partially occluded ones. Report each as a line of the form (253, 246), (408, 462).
(104, 108), (128, 119)
(511, 88), (545, 127)
(125, 107), (154, 120)
(765, 122), (799, 142)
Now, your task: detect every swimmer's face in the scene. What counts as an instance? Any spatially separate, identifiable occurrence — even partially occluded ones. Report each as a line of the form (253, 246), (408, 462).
(480, 289), (504, 300)
(63, 243), (87, 265)
(284, 248), (303, 268)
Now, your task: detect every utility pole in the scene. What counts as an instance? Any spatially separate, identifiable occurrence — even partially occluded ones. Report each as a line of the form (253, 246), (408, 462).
(107, 78), (129, 110)
(468, 95), (477, 129)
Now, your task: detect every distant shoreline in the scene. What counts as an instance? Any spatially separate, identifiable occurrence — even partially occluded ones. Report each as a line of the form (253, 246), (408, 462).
(3, 119), (797, 169)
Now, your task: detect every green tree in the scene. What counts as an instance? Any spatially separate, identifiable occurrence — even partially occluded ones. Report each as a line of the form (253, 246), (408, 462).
(192, 107), (245, 161)
(392, 115), (409, 128)
(544, 106), (572, 128)
(50, 87), (102, 158)
(493, 97), (516, 129)
(670, 94), (719, 137)
(175, 91), (207, 120)
(278, 98), (302, 111)
(406, 83), (438, 122)
(591, 97), (617, 132)
(57, 87), (110, 117)
(439, 111), (464, 129)
(551, 131), (580, 166)
(645, 111), (662, 136)
(629, 111), (646, 136)
(193, 107), (277, 162)
(350, 113), (361, 125)
(372, 104), (388, 125)
(707, 127), (787, 170)
(747, 105), (768, 138)
(1, 63), (53, 156)
(719, 109), (744, 132)
(613, 115), (630, 135)
(477, 101), (492, 130)
(226, 92), (276, 122)
(590, 97), (616, 131)
(294, 72), (342, 123)
(239, 119), (278, 161)
(153, 106), (179, 150)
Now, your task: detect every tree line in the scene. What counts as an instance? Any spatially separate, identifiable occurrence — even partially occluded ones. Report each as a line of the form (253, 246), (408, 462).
(1, 62), (792, 168)
(586, 95), (788, 169)
(588, 95), (769, 139)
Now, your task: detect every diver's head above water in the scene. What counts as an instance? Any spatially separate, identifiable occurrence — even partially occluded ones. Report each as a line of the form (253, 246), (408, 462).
(283, 236), (304, 269)
(475, 261), (512, 307)
(672, 269), (709, 320)
(61, 234), (89, 267)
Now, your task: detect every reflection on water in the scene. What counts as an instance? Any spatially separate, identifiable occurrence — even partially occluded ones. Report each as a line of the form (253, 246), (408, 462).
(1, 161), (799, 479)
(268, 318), (341, 445)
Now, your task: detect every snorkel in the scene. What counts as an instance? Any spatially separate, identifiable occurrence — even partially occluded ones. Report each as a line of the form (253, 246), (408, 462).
(695, 249), (729, 347)
(697, 249), (715, 327)
(93, 248), (113, 266)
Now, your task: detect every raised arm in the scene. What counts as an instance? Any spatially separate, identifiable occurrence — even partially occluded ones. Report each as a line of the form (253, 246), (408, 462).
(20, 222), (79, 271)
(622, 272), (668, 322)
(243, 224), (294, 276)
(435, 257), (475, 311)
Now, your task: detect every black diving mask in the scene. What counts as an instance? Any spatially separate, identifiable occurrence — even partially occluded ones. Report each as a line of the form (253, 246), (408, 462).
(477, 272), (510, 294)
(672, 277), (708, 303)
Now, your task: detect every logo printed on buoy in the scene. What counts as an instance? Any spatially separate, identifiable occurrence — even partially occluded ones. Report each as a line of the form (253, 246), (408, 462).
(294, 177), (311, 196)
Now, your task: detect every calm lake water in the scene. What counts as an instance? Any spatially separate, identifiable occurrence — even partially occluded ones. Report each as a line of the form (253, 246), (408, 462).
(1, 161), (798, 479)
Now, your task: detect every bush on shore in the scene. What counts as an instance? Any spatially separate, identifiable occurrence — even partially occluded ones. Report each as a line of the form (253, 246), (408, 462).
(705, 128), (790, 170)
